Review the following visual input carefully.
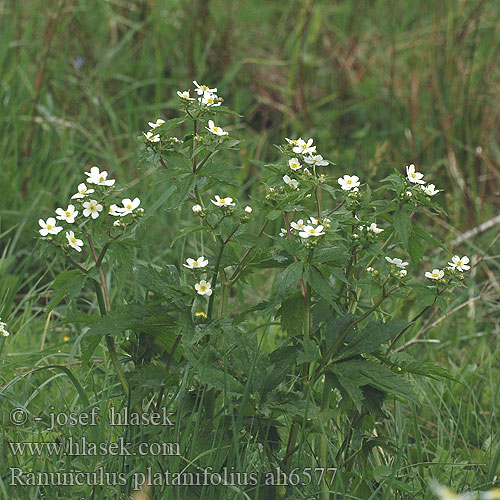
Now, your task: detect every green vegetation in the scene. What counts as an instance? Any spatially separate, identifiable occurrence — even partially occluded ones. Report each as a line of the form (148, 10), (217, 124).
(1, 1), (499, 499)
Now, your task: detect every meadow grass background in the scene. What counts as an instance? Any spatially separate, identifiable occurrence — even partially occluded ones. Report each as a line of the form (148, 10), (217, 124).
(1, 0), (499, 498)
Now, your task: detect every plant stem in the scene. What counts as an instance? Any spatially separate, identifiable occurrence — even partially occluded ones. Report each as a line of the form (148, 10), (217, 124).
(207, 239), (225, 320)
(319, 374), (334, 500)
(87, 234), (130, 399)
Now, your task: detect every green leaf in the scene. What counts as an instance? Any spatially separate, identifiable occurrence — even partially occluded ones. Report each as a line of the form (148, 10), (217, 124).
(47, 270), (87, 312)
(334, 318), (410, 361)
(297, 338), (321, 364)
(304, 265), (337, 305)
(408, 231), (424, 265)
(134, 264), (180, 295)
(273, 261), (303, 297)
(393, 208), (412, 249)
(277, 292), (305, 336)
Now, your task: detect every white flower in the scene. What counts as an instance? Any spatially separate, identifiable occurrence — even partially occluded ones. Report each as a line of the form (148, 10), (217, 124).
(307, 216), (319, 225)
(55, 204), (78, 223)
(192, 204), (202, 213)
(198, 91), (221, 107)
(288, 158), (301, 171)
(303, 168), (311, 175)
(292, 138), (316, 155)
(117, 197), (141, 216)
(148, 118), (165, 129)
(244, 206), (252, 213)
(304, 154), (328, 167)
(109, 204), (123, 216)
(338, 175), (360, 191)
(195, 280), (213, 296)
(177, 90), (195, 100)
(398, 269), (408, 278)
(38, 217), (63, 236)
(113, 220), (121, 227)
(82, 200), (103, 219)
(406, 164), (425, 184)
(0, 318), (9, 337)
(299, 225), (325, 238)
(285, 138), (299, 146)
(143, 131), (160, 143)
(425, 269), (444, 280)
(65, 231), (84, 252)
(193, 81), (217, 95)
(421, 183), (440, 196)
(448, 255), (470, 272)
(184, 256), (208, 269)
(279, 228), (288, 237)
(71, 183), (94, 199)
(211, 195), (235, 207)
(291, 219), (306, 231)
(367, 222), (384, 234)
(206, 119), (228, 136)
(385, 256), (409, 268)
(283, 175), (299, 189)
(85, 166), (116, 186)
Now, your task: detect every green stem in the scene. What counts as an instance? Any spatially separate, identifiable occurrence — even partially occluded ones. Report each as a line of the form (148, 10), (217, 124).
(207, 239), (225, 320)
(92, 281), (130, 399)
(319, 374), (334, 500)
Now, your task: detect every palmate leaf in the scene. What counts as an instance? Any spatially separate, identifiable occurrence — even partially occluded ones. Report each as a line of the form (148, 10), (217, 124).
(273, 261), (303, 297)
(392, 207), (412, 249)
(277, 291), (305, 336)
(47, 269), (87, 312)
(334, 318), (410, 361)
(133, 263), (180, 295)
(330, 359), (419, 411)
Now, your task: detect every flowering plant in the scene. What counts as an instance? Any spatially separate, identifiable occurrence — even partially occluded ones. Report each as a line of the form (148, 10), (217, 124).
(36, 81), (471, 499)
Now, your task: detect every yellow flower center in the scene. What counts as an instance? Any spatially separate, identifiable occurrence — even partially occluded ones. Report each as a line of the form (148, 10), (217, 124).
(126, 204), (132, 209)
(65, 211), (71, 216)
(195, 312), (206, 317)
(99, 176), (105, 182)
(220, 199), (226, 204)
(47, 224), (53, 229)
(71, 237), (77, 243)
(200, 285), (206, 291)
(308, 228), (315, 234)
(213, 126), (219, 132)
(193, 261), (199, 266)
(201, 85), (208, 91)
(456, 260), (462, 266)
(347, 179), (353, 184)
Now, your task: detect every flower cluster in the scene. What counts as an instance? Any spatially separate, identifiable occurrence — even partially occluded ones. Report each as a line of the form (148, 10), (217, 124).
(38, 167), (142, 252)
(405, 164), (441, 197)
(0, 318), (9, 337)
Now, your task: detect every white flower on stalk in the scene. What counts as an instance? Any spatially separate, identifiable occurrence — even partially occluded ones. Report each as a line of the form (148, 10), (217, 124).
(193, 81), (217, 95)
(288, 158), (301, 171)
(338, 175), (360, 191)
(206, 120), (228, 136)
(398, 269), (408, 278)
(279, 227), (288, 237)
(82, 200), (103, 219)
(55, 204), (78, 223)
(192, 204), (202, 213)
(85, 166), (116, 186)
(367, 222), (384, 234)
(116, 197), (141, 216)
(292, 138), (316, 155)
(177, 90), (195, 101)
(143, 131), (160, 143)
(406, 164), (425, 184)
(448, 255), (470, 272)
(148, 118), (165, 129)
(304, 154), (328, 167)
(285, 138), (299, 146)
(211, 195), (235, 207)
(307, 216), (319, 225)
(198, 91), (221, 107)
(38, 218), (63, 236)
(299, 225), (325, 239)
(385, 256), (409, 268)
(71, 183), (94, 199)
(244, 206), (252, 213)
(184, 256), (208, 269)
(291, 219), (306, 231)
(283, 175), (299, 190)
(425, 269), (444, 280)
(65, 231), (84, 252)
(195, 280), (212, 296)
(421, 183), (440, 196)
(0, 318), (9, 337)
